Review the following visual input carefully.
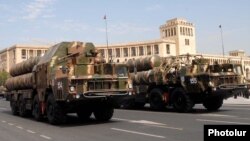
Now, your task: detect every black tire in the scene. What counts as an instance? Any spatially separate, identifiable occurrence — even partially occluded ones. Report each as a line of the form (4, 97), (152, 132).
(203, 97), (223, 111)
(149, 89), (165, 110)
(134, 102), (146, 108)
(10, 95), (18, 116)
(94, 106), (114, 122)
(172, 88), (194, 112)
(46, 94), (66, 125)
(18, 95), (30, 117)
(120, 98), (135, 109)
(77, 109), (92, 121)
(32, 95), (43, 121)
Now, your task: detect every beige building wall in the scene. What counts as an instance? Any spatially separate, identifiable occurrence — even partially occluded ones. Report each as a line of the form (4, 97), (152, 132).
(96, 39), (176, 63)
(0, 44), (50, 72)
(160, 18), (196, 55)
(97, 18), (196, 63)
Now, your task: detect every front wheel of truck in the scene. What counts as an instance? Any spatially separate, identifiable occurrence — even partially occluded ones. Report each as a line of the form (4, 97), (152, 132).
(94, 106), (114, 122)
(203, 97), (223, 111)
(46, 94), (66, 125)
(77, 109), (92, 121)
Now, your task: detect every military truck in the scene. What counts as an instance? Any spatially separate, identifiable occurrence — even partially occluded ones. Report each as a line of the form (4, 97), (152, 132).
(5, 42), (128, 124)
(121, 55), (249, 112)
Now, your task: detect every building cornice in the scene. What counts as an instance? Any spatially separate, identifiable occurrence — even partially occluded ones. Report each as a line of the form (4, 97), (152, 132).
(96, 38), (175, 48)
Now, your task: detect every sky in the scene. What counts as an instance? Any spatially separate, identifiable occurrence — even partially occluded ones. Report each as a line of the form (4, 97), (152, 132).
(0, 0), (249, 55)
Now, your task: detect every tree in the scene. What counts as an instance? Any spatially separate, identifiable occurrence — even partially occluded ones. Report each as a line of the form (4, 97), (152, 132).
(0, 71), (9, 86)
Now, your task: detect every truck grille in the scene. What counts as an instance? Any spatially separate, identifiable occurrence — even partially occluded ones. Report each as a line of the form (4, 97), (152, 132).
(88, 81), (118, 90)
(218, 75), (239, 85)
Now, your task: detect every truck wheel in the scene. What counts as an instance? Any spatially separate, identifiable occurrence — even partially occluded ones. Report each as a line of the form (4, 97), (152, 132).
(149, 89), (165, 110)
(46, 94), (66, 125)
(120, 99), (135, 109)
(203, 97), (223, 111)
(172, 88), (194, 112)
(134, 102), (146, 108)
(10, 96), (18, 115)
(18, 95), (30, 117)
(77, 109), (92, 121)
(32, 95), (43, 121)
(94, 106), (114, 122)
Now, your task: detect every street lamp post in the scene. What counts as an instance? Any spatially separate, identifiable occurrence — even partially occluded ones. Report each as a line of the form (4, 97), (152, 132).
(219, 25), (225, 57)
(104, 15), (111, 62)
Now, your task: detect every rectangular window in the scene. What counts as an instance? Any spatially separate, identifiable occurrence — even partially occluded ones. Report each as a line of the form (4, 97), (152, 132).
(180, 27), (183, 35)
(116, 48), (120, 57)
(185, 39), (190, 45)
(29, 50), (33, 58)
(174, 28), (176, 36)
(21, 49), (26, 59)
(147, 45), (151, 55)
(13, 50), (16, 60)
(108, 49), (112, 57)
(131, 47), (136, 56)
(154, 45), (159, 54)
(166, 44), (170, 54)
(123, 48), (128, 57)
(37, 50), (42, 56)
(139, 46), (144, 56)
(99, 49), (105, 57)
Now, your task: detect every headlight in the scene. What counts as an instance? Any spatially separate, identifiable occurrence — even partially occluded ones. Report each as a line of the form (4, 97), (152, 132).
(69, 86), (75, 92)
(208, 81), (214, 87)
(128, 83), (133, 89)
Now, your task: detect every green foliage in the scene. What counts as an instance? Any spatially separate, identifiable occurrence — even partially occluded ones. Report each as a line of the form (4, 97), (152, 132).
(0, 71), (9, 86)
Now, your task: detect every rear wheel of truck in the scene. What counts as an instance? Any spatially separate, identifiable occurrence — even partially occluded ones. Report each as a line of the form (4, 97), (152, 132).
(10, 95), (18, 115)
(149, 88), (165, 110)
(77, 109), (92, 121)
(203, 97), (223, 111)
(32, 95), (43, 121)
(18, 95), (30, 117)
(94, 106), (114, 122)
(172, 88), (194, 112)
(46, 94), (67, 125)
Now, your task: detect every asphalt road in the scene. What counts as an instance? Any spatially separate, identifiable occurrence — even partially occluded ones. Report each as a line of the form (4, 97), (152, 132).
(0, 98), (250, 141)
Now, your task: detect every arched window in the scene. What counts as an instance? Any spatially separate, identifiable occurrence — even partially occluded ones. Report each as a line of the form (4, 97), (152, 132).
(246, 68), (249, 79)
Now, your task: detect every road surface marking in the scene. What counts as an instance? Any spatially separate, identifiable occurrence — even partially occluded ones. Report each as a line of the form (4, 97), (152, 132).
(27, 130), (36, 134)
(1, 120), (6, 123)
(8, 123), (14, 126)
(113, 118), (166, 126)
(113, 118), (130, 122)
(16, 126), (23, 130)
(111, 128), (165, 139)
(40, 135), (51, 140)
(196, 119), (250, 125)
(148, 124), (183, 131)
(199, 113), (236, 117)
(224, 107), (250, 111)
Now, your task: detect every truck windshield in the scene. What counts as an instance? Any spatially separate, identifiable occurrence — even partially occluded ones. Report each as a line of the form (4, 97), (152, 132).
(115, 66), (128, 77)
(209, 64), (243, 75)
(233, 65), (243, 75)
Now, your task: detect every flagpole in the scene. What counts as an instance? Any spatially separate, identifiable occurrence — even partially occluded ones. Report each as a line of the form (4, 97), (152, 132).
(219, 25), (225, 57)
(104, 15), (110, 62)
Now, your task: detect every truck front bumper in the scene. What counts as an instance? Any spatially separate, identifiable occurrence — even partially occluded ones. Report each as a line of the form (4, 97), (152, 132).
(209, 84), (250, 99)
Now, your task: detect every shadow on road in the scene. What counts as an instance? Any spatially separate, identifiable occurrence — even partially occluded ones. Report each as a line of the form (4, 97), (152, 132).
(0, 110), (118, 127)
(116, 106), (231, 114)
